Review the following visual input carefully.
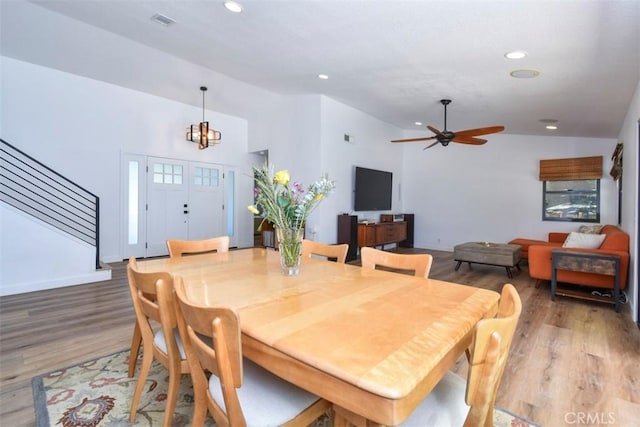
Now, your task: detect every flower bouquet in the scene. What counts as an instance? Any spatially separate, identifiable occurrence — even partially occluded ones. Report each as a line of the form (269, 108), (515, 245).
(249, 164), (335, 275)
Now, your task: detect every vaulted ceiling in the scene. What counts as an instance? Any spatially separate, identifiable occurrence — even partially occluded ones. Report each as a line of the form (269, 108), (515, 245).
(9, 0), (640, 138)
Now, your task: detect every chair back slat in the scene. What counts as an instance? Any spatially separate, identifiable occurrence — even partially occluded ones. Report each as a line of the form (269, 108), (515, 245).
(360, 246), (433, 278)
(301, 239), (349, 263)
(167, 236), (230, 258)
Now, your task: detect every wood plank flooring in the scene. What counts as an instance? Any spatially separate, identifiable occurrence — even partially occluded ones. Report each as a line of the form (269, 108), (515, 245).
(1, 248), (638, 426)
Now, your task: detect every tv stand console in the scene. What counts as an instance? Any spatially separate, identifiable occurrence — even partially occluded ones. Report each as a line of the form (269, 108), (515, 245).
(357, 221), (407, 250)
(337, 214), (414, 260)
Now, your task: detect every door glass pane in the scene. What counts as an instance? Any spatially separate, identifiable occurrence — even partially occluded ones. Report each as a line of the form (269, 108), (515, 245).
(153, 163), (163, 183)
(227, 170), (235, 237)
(174, 164), (183, 184)
(211, 169), (219, 187)
(128, 161), (139, 245)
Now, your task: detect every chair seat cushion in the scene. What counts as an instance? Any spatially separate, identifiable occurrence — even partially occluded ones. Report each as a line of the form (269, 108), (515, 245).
(208, 358), (320, 425)
(401, 372), (469, 426)
(154, 328), (187, 359)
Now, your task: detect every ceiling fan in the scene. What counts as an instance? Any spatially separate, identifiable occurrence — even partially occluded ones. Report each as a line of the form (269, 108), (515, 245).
(391, 99), (505, 150)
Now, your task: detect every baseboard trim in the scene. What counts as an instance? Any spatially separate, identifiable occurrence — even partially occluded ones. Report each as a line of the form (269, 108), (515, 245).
(0, 268), (112, 296)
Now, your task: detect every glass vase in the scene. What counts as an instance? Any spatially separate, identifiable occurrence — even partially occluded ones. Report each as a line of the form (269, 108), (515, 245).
(276, 226), (304, 276)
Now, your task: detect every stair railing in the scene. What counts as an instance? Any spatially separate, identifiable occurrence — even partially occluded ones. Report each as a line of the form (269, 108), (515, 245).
(0, 139), (100, 269)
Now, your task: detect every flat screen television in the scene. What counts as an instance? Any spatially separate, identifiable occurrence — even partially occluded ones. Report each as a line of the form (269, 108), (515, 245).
(354, 166), (392, 211)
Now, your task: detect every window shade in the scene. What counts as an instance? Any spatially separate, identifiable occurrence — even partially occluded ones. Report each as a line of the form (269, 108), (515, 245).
(539, 156), (603, 181)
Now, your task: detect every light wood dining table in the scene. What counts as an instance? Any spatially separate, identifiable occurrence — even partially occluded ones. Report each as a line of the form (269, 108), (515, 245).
(137, 248), (500, 426)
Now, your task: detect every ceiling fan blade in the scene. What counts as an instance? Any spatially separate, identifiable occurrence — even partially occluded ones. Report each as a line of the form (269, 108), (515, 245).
(423, 141), (441, 150)
(427, 125), (443, 136)
(454, 126), (505, 137)
(391, 136), (437, 143)
(452, 135), (487, 145)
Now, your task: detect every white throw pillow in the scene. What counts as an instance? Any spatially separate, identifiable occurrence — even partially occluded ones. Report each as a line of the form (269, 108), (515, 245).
(562, 232), (606, 249)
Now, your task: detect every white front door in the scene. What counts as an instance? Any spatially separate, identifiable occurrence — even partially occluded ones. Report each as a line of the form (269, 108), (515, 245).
(122, 155), (229, 259)
(146, 157), (189, 257)
(188, 162), (225, 240)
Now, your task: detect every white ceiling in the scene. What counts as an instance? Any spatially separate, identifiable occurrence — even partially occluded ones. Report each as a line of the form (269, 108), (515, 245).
(19, 0), (640, 138)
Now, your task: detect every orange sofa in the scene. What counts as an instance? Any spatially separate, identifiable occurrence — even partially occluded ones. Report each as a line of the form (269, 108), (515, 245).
(512, 225), (629, 290)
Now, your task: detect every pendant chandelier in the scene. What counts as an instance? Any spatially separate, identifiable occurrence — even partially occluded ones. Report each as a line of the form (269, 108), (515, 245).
(186, 86), (221, 150)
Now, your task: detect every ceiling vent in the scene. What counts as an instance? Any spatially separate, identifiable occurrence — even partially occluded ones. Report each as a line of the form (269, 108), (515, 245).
(151, 13), (176, 26)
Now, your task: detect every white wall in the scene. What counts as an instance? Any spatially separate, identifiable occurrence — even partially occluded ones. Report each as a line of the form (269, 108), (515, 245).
(0, 55), (624, 264)
(400, 132), (619, 250)
(0, 0), (285, 155)
(317, 96), (404, 243)
(0, 205), (110, 295)
(1, 56), (255, 263)
(618, 80), (639, 322)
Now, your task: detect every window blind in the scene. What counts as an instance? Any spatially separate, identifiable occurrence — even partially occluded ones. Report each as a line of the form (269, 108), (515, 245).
(539, 156), (603, 181)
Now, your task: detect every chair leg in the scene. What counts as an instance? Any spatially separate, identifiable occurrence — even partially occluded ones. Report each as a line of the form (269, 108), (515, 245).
(128, 322), (142, 378)
(161, 365), (183, 427)
(190, 399), (208, 427)
(129, 348), (154, 423)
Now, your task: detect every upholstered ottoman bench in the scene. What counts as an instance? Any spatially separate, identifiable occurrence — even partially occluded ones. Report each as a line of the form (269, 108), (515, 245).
(454, 242), (522, 278)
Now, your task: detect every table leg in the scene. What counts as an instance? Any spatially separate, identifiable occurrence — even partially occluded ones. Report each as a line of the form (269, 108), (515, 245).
(551, 262), (558, 301)
(505, 267), (513, 279)
(614, 259), (621, 313)
(333, 405), (384, 427)
(454, 260), (462, 271)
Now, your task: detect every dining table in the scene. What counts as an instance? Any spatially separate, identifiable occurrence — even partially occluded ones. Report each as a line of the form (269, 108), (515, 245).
(137, 247), (500, 426)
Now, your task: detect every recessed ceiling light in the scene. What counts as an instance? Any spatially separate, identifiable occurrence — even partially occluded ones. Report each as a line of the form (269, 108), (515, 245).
(318, 74), (329, 80)
(510, 69), (540, 79)
(414, 122), (423, 126)
(150, 13), (176, 26)
(546, 125), (558, 130)
(224, 1), (243, 13)
(504, 51), (527, 60)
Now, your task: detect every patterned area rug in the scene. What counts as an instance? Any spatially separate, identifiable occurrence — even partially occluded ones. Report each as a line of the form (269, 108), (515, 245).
(33, 350), (539, 426)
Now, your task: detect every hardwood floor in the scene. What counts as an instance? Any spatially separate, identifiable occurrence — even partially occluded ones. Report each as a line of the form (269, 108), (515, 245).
(1, 247), (638, 426)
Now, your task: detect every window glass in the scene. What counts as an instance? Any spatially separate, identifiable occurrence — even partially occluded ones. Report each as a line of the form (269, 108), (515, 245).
(192, 167), (219, 187)
(153, 162), (184, 185)
(543, 179), (600, 222)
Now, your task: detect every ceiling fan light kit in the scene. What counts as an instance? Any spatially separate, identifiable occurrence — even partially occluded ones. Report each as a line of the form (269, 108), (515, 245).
(391, 99), (504, 150)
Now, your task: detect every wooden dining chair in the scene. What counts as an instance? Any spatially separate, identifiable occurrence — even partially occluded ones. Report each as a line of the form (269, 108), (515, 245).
(301, 239), (349, 263)
(127, 257), (190, 427)
(128, 236), (230, 377)
(360, 246), (433, 278)
(399, 283), (523, 427)
(172, 276), (330, 427)
(166, 235), (230, 258)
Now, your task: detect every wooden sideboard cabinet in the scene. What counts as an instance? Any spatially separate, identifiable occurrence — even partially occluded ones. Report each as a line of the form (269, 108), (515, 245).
(357, 222), (407, 249)
(337, 215), (359, 262)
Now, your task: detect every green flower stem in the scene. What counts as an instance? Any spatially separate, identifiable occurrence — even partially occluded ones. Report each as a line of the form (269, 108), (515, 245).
(277, 227), (304, 269)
